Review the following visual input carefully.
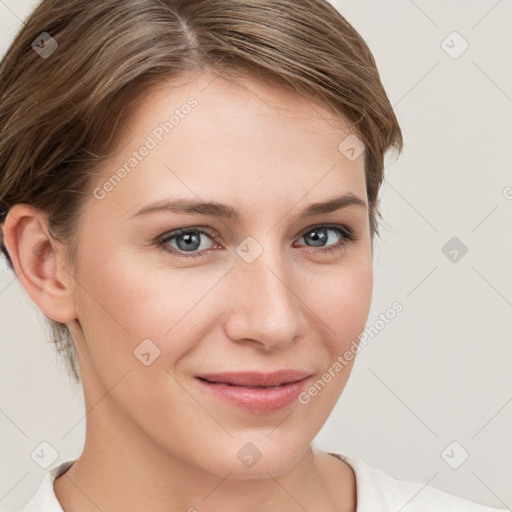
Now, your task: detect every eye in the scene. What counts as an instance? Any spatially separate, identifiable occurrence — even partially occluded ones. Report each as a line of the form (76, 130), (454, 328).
(156, 224), (357, 259)
(157, 227), (218, 259)
(295, 224), (356, 255)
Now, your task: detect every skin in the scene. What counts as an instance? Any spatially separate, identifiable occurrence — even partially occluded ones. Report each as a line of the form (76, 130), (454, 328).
(4, 70), (374, 512)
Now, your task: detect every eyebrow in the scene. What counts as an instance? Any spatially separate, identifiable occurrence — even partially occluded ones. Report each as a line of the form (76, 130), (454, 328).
(129, 193), (367, 220)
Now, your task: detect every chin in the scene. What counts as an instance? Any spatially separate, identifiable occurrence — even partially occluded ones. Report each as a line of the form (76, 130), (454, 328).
(200, 436), (309, 480)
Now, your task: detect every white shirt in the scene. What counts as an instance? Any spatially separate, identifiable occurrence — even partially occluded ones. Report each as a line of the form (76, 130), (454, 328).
(19, 453), (506, 511)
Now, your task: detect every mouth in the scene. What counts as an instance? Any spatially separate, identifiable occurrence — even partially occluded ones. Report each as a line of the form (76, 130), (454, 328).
(194, 370), (312, 413)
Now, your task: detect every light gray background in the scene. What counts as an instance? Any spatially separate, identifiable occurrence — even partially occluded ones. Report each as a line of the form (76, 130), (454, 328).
(1, 0), (511, 510)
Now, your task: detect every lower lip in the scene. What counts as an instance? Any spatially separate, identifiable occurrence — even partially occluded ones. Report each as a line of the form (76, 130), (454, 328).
(195, 377), (310, 413)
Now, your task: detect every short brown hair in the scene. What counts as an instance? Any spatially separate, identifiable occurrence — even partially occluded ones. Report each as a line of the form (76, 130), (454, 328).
(0, 0), (403, 384)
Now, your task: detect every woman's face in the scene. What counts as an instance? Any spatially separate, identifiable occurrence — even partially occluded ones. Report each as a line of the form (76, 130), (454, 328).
(67, 70), (373, 478)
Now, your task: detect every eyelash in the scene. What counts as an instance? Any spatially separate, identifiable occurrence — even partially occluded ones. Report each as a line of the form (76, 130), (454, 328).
(156, 224), (357, 259)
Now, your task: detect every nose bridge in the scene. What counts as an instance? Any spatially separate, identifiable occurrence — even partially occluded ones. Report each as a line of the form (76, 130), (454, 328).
(225, 234), (301, 348)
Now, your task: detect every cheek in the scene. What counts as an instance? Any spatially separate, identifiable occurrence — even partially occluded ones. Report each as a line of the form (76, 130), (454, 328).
(293, 261), (372, 422)
(302, 252), (373, 344)
(72, 243), (224, 377)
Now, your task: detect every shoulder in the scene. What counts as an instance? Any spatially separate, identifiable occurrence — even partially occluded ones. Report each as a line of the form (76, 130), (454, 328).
(329, 452), (506, 512)
(18, 460), (75, 512)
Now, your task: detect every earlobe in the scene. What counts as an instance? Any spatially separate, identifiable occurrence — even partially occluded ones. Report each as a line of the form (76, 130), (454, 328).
(2, 204), (78, 324)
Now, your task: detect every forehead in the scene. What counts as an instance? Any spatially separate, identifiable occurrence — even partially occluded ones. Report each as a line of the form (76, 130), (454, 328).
(124, 70), (351, 134)
(90, 70), (367, 220)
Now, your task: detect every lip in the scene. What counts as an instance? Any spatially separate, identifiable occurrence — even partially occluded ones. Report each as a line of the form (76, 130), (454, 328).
(195, 370), (312, 414)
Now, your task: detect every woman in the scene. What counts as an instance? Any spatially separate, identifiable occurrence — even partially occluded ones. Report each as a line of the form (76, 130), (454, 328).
(0, 1), (505, 511)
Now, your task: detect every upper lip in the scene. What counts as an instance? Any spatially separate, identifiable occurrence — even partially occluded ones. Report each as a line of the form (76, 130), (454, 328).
(196, 370), (311, 387)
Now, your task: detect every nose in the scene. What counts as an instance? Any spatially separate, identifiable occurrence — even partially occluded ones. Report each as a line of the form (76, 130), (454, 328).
(223, 245), (303, 351)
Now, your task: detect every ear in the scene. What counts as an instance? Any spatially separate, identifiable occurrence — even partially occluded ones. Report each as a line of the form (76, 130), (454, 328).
(2, 204), (78, 324)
